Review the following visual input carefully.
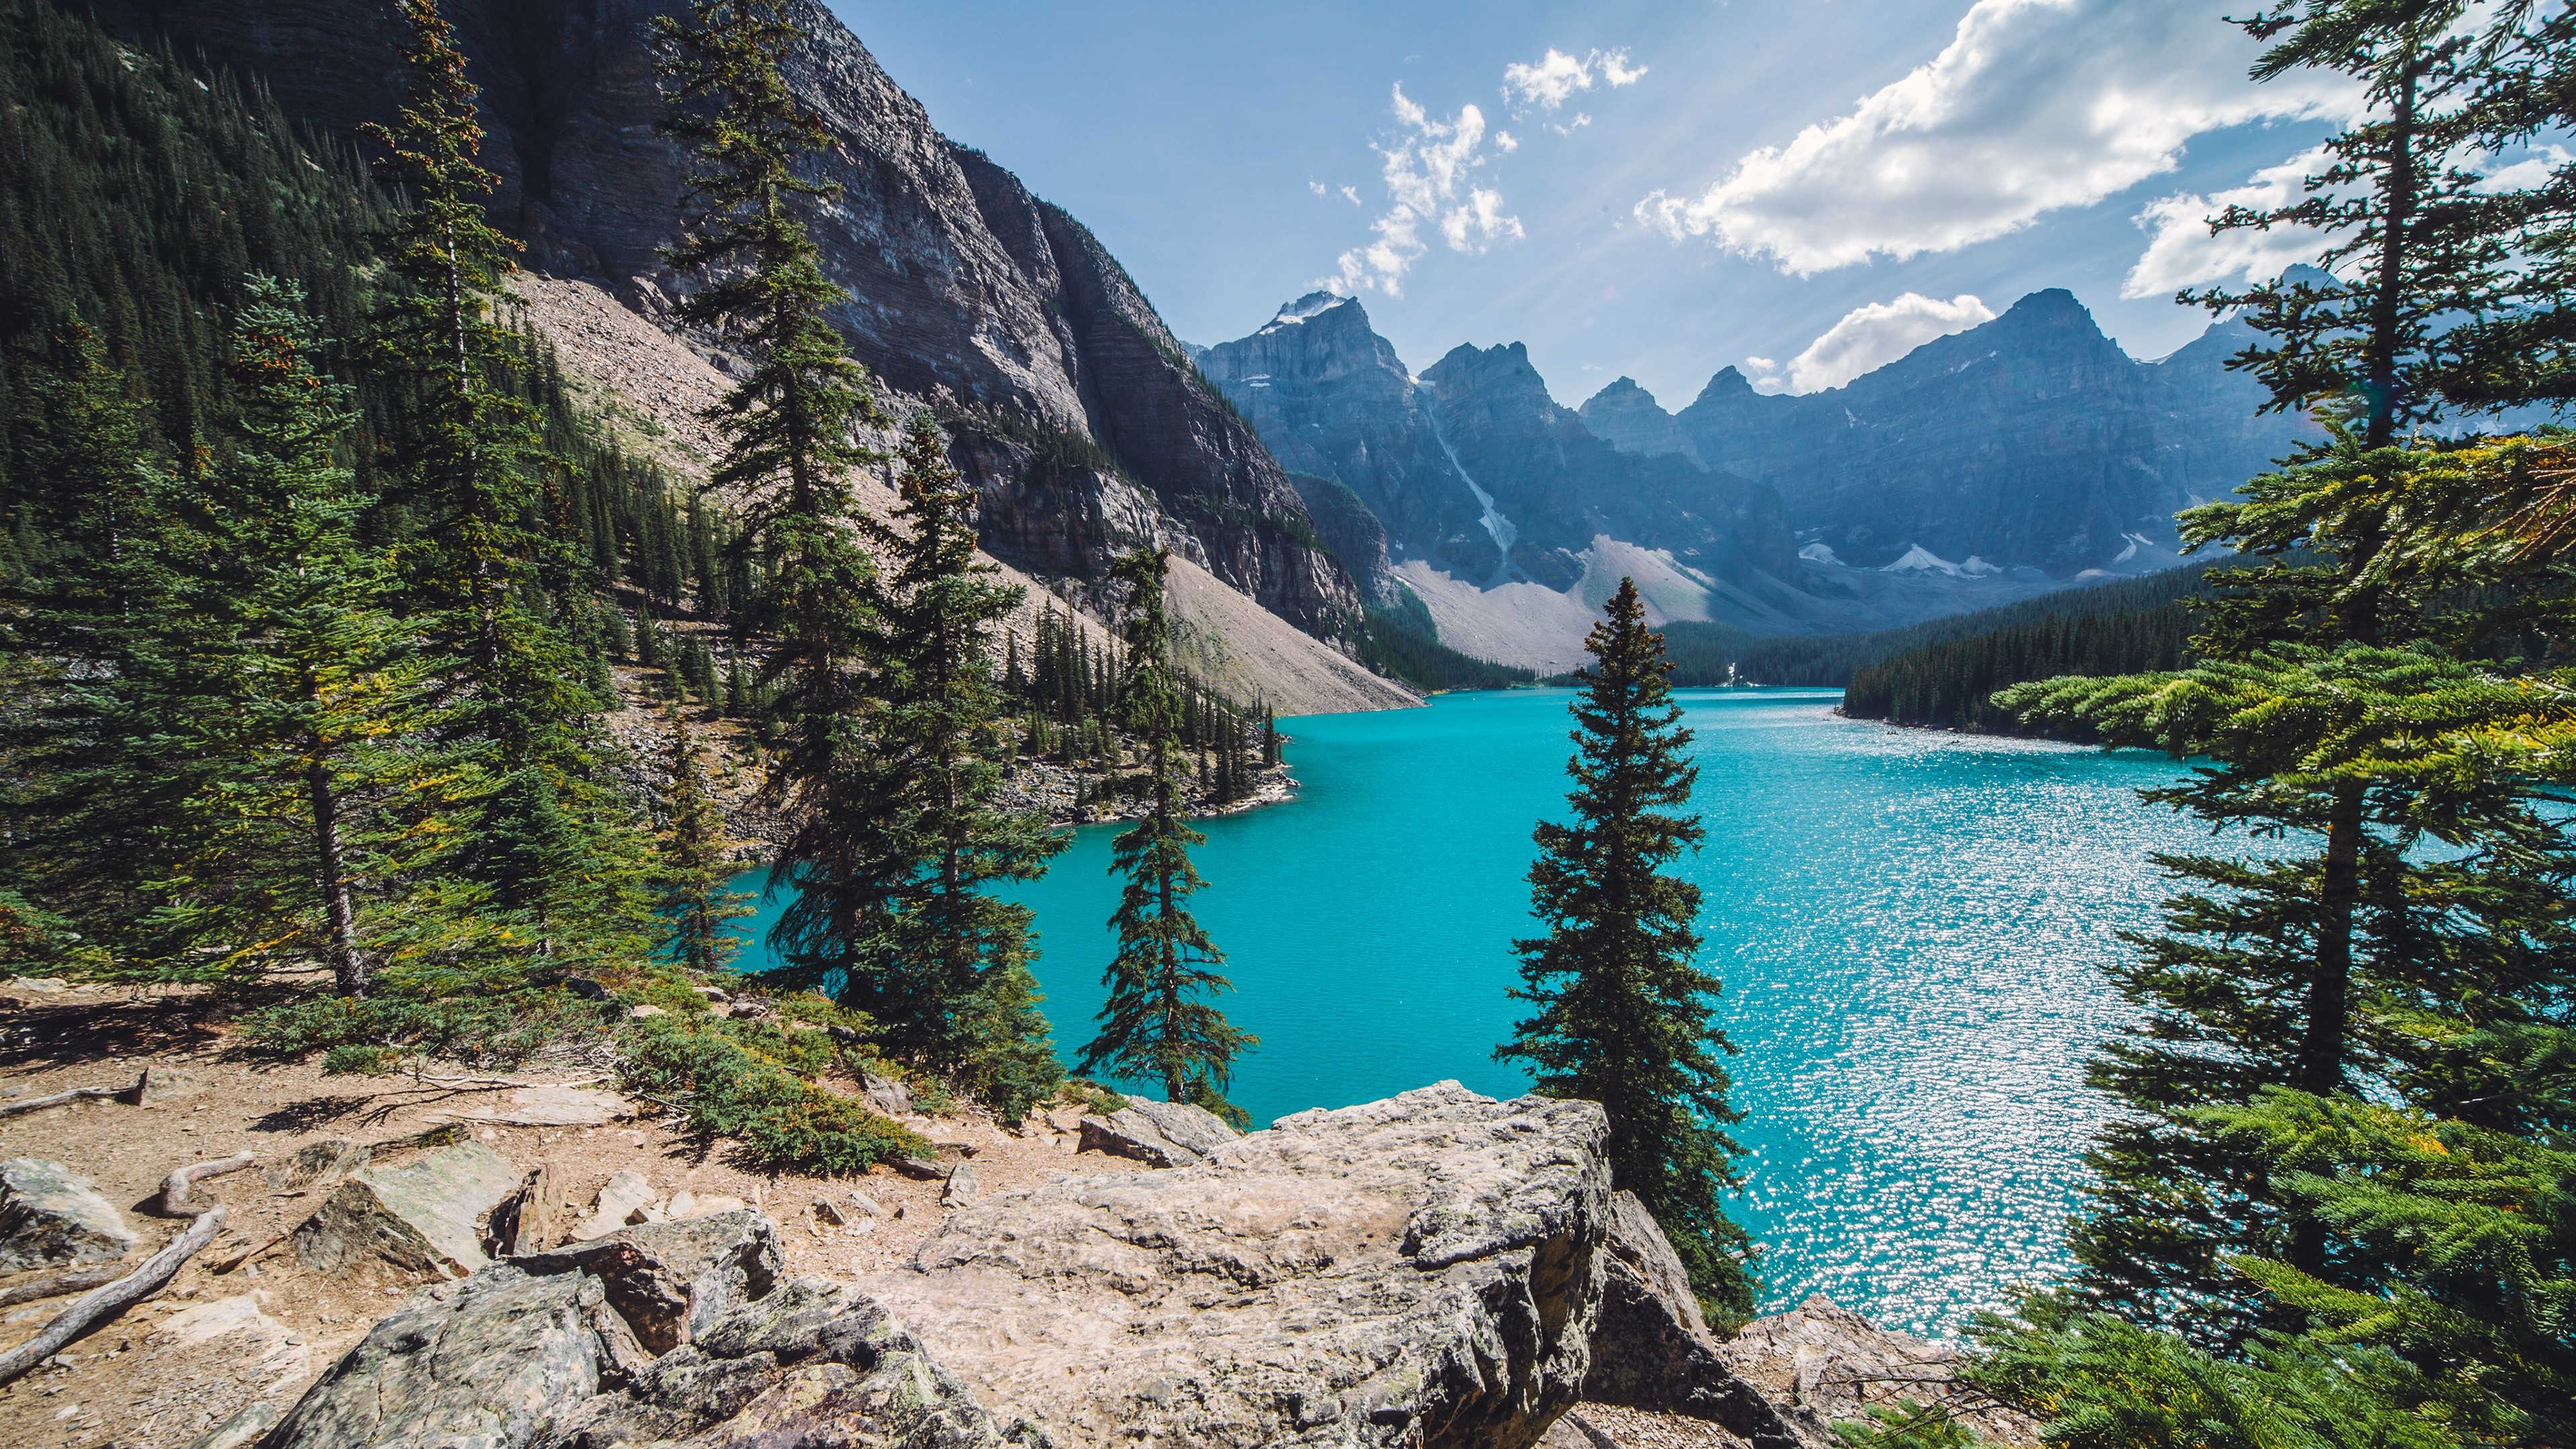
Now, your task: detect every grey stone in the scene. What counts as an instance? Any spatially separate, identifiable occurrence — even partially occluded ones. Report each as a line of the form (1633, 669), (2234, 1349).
(940, 1163), (978, 1208)
(859, 1080), (1612, 1449)
(0, 1157), (136, 1271)
(515, 1210), (781, 1355)
(571, 1169), (655, 1240)
(1124, 1097), (1240, 1155)
(537, 1276), (1026, 1449)
(863, 1073), (914, 1118)
(289, 1142), (521, 1283)
(262, 1266), (604, 1449)
(845, 1189), (888, 1220)
(262, 1140), (369, 1192)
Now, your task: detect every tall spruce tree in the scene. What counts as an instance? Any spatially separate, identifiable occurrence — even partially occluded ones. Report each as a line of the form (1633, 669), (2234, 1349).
(653, 0), (888, 1004)
(1499, 576), (1754, 1323)
(140, 281), (427, 995)
(657, 704), (747, 976)
(1079, 546), (1253, 1124)
(368, 0), (621, 958)
(853, 413), (1063, 1119)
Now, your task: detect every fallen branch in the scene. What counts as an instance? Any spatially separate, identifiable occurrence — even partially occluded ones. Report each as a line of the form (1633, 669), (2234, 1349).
(0, 1265), (121, 1310)
(0, 1071), (150, 1119)
(143, 1152), (256, 1218)
(0, 1206), (223, 1388)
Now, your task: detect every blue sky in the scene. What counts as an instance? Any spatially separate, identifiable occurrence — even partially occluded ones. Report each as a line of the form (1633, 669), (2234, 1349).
(829, 0), (2354, 410)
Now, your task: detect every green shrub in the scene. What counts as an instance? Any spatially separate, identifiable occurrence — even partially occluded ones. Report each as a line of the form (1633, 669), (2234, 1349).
(1065, 1078), (1129, 1116)
(239, 987), (606, 1069)
(621, 1015), (930, 1174)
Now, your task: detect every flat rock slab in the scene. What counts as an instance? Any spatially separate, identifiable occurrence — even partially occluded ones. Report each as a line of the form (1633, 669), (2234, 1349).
(1716, 1296), (2043, 1448)
(434, 1085), (635, 1128)
(0, 1156), (136, 1271)
(290, 1141), (521, 1282)
(859, 1080), (1613, 1449)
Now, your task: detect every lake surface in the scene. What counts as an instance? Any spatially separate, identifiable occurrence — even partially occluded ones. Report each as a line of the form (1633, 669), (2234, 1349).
(731, 688), (2210, 1334)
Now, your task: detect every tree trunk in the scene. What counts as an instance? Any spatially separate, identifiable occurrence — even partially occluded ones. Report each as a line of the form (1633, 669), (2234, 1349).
(309, 745), (366, 998)
(2301, 782), (2363, 1099)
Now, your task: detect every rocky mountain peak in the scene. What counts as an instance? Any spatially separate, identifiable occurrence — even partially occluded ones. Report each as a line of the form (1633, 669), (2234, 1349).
(1576, 377), (1692, 460)
(95, 0), (1364, 647)
(1259, 290), (1364, 335)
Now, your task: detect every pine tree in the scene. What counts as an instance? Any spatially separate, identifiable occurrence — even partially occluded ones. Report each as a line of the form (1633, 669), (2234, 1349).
(658, 705), (747, 975)
(1499, 576), (1755, 1323)
(653, 0), (887, 1003)
(369, 0), (620, 957)
(1079, 546), (1253, 1122)
(151, 282), (435, 995)
(849, 411), (1064, 1118)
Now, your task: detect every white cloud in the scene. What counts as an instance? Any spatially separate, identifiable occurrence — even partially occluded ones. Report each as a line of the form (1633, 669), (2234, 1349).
(1340, 184), (1363, 205)
(1635, 0), (2357, 274)
(1774, 292), (1998, 393)
(1503, 47), (1646, 111)
(1329, 86), (1523, 297)
(2123, 147), (2329, 298)
(1308, 180), (1328, 198)
(1497, 130), (1520, 153)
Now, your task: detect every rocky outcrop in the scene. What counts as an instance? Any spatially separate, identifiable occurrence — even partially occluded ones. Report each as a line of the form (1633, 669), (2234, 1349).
(1575, 378), (1693, 461)
(257, 1085), (1614, 1449)
(858, 1081), (1611, 1448)
(0, 1157), (134, 1271)
(93, 0), (1364, 643)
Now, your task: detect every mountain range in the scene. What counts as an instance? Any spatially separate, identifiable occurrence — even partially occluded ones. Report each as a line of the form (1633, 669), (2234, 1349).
(1200, 290), (2312, 670)
(97, 0), (2310, 684)
(95, 0), (1410, 711)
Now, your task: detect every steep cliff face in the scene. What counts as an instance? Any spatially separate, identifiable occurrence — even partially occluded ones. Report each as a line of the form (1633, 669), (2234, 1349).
(1417, 341), (1801, 591)
(1199, 293), (1504, 584)
(1650, 289), (2311, 572)
(97, 0), (1360, 640)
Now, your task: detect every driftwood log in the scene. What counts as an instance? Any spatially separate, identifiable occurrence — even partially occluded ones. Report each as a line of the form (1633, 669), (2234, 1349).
(0, 1265), (122, 1310)
(0, 1206), (223, 1387)
(0, 1070), (150, 1119)
(143, 1151), (256, 1218)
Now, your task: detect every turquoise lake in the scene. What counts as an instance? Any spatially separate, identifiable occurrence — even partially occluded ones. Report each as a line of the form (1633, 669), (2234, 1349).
(731, 688), (2212, 1335)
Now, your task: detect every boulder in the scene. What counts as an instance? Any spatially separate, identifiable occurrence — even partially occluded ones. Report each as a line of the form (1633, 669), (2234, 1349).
(1072, 1097), (1238, 1168)
(1583, 1191), (1805, 1449)
(262, 1265), (607, 1449)
(515, 1210), (782, 1354)
(0, 1157), (137, 1271)
(940, 1162), (979, 1208)
(857, 1081), (1611, 1449)
(262, 1140), (369, 1192)
(288, 1141), (521, 1282)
